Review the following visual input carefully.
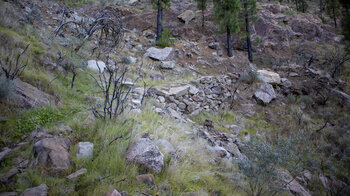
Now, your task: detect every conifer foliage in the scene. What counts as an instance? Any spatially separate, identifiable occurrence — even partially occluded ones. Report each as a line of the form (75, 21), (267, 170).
(214, 0), (241, 57)
(325, 0), (341, 28)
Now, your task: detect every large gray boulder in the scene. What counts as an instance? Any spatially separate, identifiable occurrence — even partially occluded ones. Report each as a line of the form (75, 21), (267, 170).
(126, 137), (164, 173)
(256, 70), (281, 85)
(254, 83), (277, 105)
(279, 170), (311, 196)
(33, 138), (71, 169)
(177, 10), (195, 24)
(0, 79), (54, 108)
(144, 47), (174, 61)
(20, 184), (48, 196)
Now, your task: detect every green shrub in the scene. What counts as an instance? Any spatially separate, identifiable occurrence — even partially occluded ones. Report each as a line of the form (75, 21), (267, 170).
(320, 15), (328, 24)
(285, 10), (297, 16)
(254, 36), (261, 46)
(121, 56), (132, 64)
(9, 106), (68, 139)
(237, 136), (303, 196)
(156, 28), (175, 48)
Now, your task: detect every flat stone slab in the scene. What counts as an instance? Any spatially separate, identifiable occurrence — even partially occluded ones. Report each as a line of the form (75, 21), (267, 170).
(144, 47), (173, 61)
(66, 168), (87, 180)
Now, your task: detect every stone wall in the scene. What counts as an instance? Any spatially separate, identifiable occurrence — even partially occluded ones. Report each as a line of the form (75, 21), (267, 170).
(148, 74), (239, 116)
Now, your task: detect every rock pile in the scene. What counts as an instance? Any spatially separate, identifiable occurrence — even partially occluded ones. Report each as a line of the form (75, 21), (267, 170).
(148, 75), (237, 116)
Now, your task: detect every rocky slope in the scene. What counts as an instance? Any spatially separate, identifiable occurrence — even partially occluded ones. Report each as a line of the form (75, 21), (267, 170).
(0, 0), (349, 196)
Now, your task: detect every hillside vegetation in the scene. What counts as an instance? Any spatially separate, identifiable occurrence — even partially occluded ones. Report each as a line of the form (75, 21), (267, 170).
(0, 0), (349, 195)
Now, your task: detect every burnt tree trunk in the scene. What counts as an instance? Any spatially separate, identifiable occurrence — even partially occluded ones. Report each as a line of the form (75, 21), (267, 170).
(71, 71), (77, 89)
(227, 26), (232, 57)
(156, 0), (163, 41)
(245, 2), (253, 62)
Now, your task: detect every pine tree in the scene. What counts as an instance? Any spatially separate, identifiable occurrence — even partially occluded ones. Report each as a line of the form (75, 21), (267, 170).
(240, 0), (257, 62)
(150, 0), (171, 41)
(214, 0), (241, 57)
(195, 0), (208, 28)
(294, 0), (308, 13)
(325, 0), (341, 28)
(299, 0), (308, 13)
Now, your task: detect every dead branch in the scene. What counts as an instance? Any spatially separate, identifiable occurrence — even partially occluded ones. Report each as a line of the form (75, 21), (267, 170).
(53, 7), (124, 53)
(0, 44), (30, 80)
(108, 135), (123, 146)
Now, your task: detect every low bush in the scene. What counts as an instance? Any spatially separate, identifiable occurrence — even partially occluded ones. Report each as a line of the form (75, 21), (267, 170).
(239, 70), (258, 84)
(156, 28), (175, 48)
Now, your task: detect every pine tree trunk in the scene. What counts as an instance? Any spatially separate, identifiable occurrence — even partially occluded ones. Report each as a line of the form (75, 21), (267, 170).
(333, 7), (337, 28)
(296, 0), (298, 11)
(202, 9), (205, 28)
(245, 3), (253, 62)
(202, 0), (205, 28)
(319, 0), (323, 16)
(227, 26), (232, 57)
(156, 1), (163, 41)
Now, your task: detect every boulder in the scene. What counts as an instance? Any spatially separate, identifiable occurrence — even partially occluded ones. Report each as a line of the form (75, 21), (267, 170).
(177, 10), (195, 24)
(87, 60), (106, 72)
(254, 83), (277, 105)
(76, 142), (94, 159)
(0, 147), (11, 162)
(136, 174), (155, 186)
(105, 189), (121, 196)
(144, 47), (174, 61)
(66, 168), (87, 180)
(279, 170), (311, 196)
(126, 137), (164, 173)
(20, 184), (48, 196)
(160, 61), (176, 69)
(256, 70), (281, 85)
(33, 138), (71, 169)
(1, 79), (54, 108)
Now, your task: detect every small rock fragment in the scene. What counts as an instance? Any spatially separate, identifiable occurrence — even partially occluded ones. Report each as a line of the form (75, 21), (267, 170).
(66, 168), (87, 180)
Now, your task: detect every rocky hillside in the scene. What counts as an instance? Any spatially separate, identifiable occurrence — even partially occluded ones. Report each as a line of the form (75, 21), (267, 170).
(0, 0), (349, 195)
